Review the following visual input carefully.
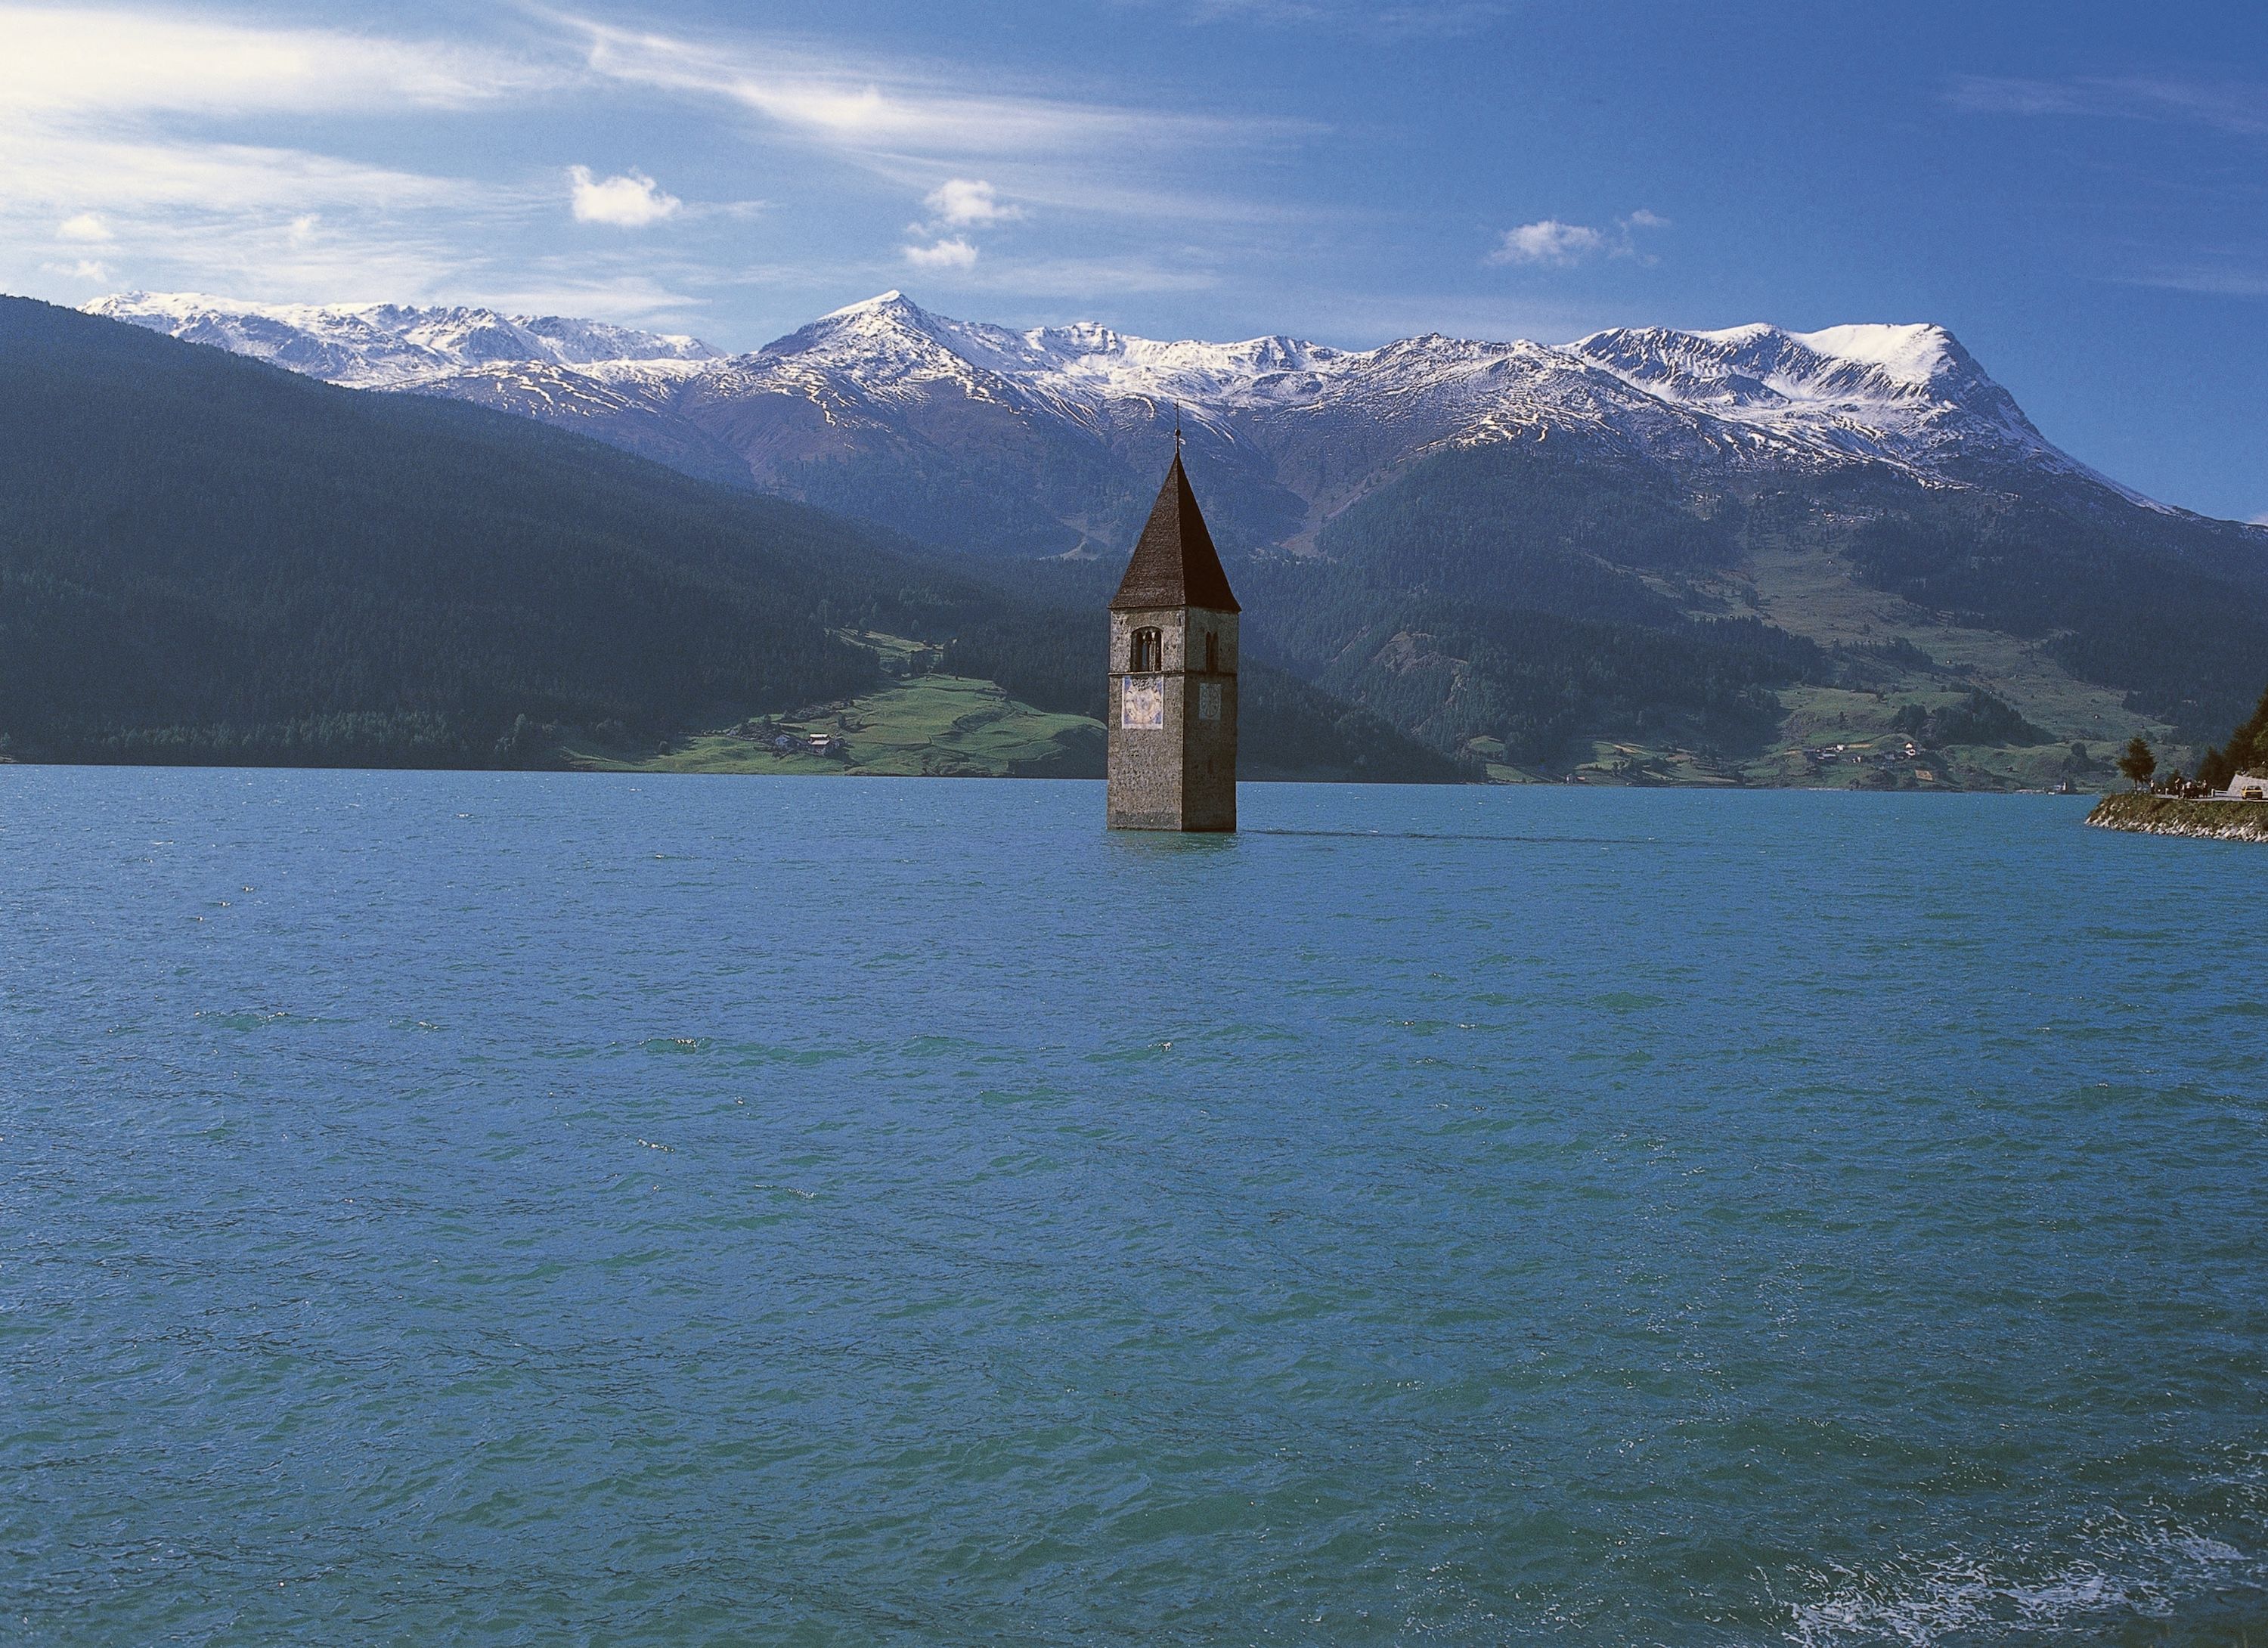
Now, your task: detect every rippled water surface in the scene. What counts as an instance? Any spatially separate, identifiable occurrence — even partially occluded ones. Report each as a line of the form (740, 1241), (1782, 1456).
(5, 769), (2266, 1646)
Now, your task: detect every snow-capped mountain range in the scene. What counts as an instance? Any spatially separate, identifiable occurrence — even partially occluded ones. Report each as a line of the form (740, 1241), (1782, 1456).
(87, 288), (2163, 556)
(86, 291), (716, 387)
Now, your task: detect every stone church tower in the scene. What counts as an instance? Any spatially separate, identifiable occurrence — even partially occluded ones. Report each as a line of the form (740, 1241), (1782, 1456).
(1107, 446), (1239, 832)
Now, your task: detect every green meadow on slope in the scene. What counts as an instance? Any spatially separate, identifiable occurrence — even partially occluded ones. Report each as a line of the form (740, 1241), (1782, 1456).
(563, 670), (1101, 779)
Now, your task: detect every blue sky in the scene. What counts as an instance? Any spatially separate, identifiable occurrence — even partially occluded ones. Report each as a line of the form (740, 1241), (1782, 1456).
(4, 0), (2262, 519)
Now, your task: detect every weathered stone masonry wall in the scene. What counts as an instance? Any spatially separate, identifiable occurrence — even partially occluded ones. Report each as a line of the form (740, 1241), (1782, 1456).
(1108, 607), (1238, 832)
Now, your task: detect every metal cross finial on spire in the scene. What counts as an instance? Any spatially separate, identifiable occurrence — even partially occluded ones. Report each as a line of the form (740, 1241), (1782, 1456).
(1173, 403), (1182, 455)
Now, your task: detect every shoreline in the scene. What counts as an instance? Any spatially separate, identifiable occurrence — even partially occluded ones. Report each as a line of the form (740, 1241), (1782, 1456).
(2087, 791), (2268, 841)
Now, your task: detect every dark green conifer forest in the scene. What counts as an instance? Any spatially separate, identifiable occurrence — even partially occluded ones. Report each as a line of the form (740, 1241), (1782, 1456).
(0, 298), (938, 763)
(2195, 687), (2268, 789)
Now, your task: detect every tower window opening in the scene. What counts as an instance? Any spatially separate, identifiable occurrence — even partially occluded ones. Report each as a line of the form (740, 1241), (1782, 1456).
(1130, 627), (1162, 673)
(1205, 633), (1219, 674)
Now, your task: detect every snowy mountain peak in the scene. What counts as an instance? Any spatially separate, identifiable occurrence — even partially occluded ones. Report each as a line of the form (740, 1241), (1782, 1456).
(820, 290), (911, 319)
(1554, 318), (2098, 488)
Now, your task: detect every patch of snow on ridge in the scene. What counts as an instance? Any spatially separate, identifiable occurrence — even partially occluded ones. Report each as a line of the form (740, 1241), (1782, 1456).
(84, 292), (716, 389)
(1786, 322), (1962, 389)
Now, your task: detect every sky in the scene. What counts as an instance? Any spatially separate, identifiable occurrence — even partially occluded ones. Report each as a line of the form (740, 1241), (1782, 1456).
(2, 0), (2263, 520)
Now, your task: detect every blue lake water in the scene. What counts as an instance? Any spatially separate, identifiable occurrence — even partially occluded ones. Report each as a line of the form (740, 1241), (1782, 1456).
(4, 769), (2266, 1646)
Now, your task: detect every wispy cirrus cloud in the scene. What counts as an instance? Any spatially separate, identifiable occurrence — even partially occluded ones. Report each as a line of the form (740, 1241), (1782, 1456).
(568, 15), (1306, 159)
(1950, 73), (2268, 308)
(0, 130), (486, 216)
(2119, 265), (2268, 299)
(0, 3), (555, 116)
(0, 2), (1306, 324)
(559, 9), (1320, 243)
(1136, 0), (1507, 38)
(0, 4), (538, 302)
(479, 268), (711, 321)
(1946, 74), (2268, 137)
(965, 253), (1222, 296)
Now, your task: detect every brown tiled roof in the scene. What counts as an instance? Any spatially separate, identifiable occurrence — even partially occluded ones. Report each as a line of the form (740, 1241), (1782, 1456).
(1108, 453), (1241, 613)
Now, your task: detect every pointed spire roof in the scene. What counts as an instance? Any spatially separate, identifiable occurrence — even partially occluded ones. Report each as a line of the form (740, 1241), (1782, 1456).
(1109, 451), (1240, 613)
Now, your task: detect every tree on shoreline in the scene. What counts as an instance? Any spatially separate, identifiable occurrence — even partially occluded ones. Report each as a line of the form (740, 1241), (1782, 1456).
(2118, 736), (2157, 790)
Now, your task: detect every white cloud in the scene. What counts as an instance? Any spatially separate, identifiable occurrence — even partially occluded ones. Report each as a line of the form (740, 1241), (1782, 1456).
(42, 257), (112, 281)
(1489, 219), (1606, 266)
(923, 178), (1020, 228)
(56, 211), (111, 242)
(903, 237), (978, 270)
(1488, 211), (1667, 268)
(569, 166), (682, 228)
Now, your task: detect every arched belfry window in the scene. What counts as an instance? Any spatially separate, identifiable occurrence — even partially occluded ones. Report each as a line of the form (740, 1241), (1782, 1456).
(1130, 627), (1162, 673)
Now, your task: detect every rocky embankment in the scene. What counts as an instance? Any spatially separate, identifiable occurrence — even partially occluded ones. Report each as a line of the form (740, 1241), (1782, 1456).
(2087, 792), (2268, 841)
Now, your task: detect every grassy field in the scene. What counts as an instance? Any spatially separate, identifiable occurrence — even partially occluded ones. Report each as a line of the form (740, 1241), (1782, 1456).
(560, 671), (1103, 779)
(1737, 686), (2109, 790)
(1680, 536), (2193, 776)
(1464, 688), (2122, 792)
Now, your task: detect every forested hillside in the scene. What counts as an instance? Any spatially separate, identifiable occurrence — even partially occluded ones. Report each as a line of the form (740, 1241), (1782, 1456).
(0, 299), (1455, 782)
(1259, 439), (2268, 774)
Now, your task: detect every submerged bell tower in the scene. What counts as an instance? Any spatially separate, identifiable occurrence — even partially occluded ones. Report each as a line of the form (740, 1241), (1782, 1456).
(1106, 438), (1240, 832)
